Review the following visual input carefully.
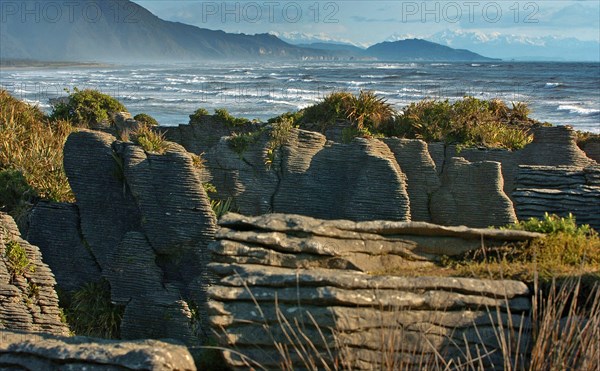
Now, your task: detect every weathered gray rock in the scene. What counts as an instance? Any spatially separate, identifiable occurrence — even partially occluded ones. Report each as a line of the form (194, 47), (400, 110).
(275, 132), (411, 221)
(160, 115), (262, 155)
(383, 138), (441, 221)
(63, 130), (142, 270)
(514, 165), (600, 230)
(581, 139), (600, 164)
(60, 130), (218, 345)
(105, 232), (164, 304)
(112, 111), (141, 134)
(0, 213), (69, 336)
(208, 213), (535, 370)
(431, 158), (517, 227)
(452, 126), (596, 198)
(204, 131), (279, 216)
(120, 297), (198, 345)
(26, 202), (101, 292)
(0, 329), (196, 370)
(119, 141), (216, 256)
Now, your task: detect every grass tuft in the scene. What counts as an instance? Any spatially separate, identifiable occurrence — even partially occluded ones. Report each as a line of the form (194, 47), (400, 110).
(0, 90), (74, 210)
(132, 125), (170, 154)
(4, 240), (35, 280)
(60, 280), (124, 339)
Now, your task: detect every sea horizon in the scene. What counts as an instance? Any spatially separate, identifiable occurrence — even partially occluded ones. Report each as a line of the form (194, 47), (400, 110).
(2, 60), (599, 133)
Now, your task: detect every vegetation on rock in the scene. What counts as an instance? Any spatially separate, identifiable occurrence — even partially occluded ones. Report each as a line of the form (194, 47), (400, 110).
(50, 88), (127, 127)
(4, 240), (35, 280)
(272, 92), (538, 149)
(443, 213), (599, 282)
(132, 124), (170, 154)
(188, 108), (210, 125)
(0, 90), (74, 218)
(133, 113), (159, 126)
(60, 280), (124, 339)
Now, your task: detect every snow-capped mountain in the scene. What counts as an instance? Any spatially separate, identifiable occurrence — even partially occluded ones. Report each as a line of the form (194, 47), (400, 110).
(269, 31), (366, 48)
(429, 30), (598, 61)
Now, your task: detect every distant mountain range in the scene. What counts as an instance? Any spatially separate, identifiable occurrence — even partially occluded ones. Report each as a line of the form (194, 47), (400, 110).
(388, 30), (600, 62)
(0, 0), (494, 63)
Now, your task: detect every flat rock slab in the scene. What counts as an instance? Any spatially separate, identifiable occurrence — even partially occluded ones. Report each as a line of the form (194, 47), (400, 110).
(0, 329), (196, 370)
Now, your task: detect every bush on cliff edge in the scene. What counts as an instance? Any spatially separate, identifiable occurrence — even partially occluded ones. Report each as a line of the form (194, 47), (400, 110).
(50, 88), (127, 127)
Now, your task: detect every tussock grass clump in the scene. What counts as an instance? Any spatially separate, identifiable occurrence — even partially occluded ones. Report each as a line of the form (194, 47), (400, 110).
(132, 124), (170, 154)
(275, 94), (538, 149)
(50, 88), (127, 127)
(60, 280), (124, 339)
(0, 90), (74, 214)
(392, 97), (535, 150)
(286, 91), (397, 139)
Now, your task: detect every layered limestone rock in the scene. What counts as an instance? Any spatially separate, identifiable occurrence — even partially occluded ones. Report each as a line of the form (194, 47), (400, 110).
(451, 126), (597, 198)
(204, 131), (279, 216)
(56, 130), (217, 344)
(208, 214), (537, 370)
(431, 158), (517, 227)
(205, 128), (412, 221)
(383, 138), (440, 221)
(160, 115), (262, 155)
(274, 133), (411, 221)
(513, 165), (600, 230)
(0, 329), (196, 370)
(0, 213), (69, 336)
(26, 202), (101, 292)
(581, 139), (600, 164)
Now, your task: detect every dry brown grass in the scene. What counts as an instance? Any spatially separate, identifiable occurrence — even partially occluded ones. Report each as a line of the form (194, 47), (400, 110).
(0, 90), (74, 204)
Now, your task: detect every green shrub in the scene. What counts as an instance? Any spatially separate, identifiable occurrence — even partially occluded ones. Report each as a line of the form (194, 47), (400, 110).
(265, 118), (295, 167)
(504, 212), (593, 236)
(214, 108), (251, 127)
(50, 88), (127, 127)
(133, 113), (158, 126)
(132, 125), (170, 154)
(391, 97), (534, 150)
(0, 90), (74, 203)
(4, 240), (35, 280)
(267, 111), (304, 125)
(228, 130), (263, 155)
(62, 280), (124, 339)
(441, 214), (600, 282)
(189, 108), (210, 125)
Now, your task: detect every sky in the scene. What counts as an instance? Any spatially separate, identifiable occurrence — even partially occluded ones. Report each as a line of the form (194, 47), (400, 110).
(132, 0), (600, 46)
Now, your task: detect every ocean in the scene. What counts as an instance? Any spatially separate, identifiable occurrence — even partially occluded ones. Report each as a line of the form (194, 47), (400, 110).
(1, 61), (599, 133)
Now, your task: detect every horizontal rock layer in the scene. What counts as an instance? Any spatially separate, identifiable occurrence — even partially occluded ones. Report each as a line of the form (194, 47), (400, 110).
(0, 329), (196, 370)
(208, 213), (534, 370)
(514, 166), (600, 230)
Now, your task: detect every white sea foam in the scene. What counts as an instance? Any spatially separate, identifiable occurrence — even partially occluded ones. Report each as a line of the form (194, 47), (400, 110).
(545, 82), (562, 88)
(557, 104), (600, 116)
